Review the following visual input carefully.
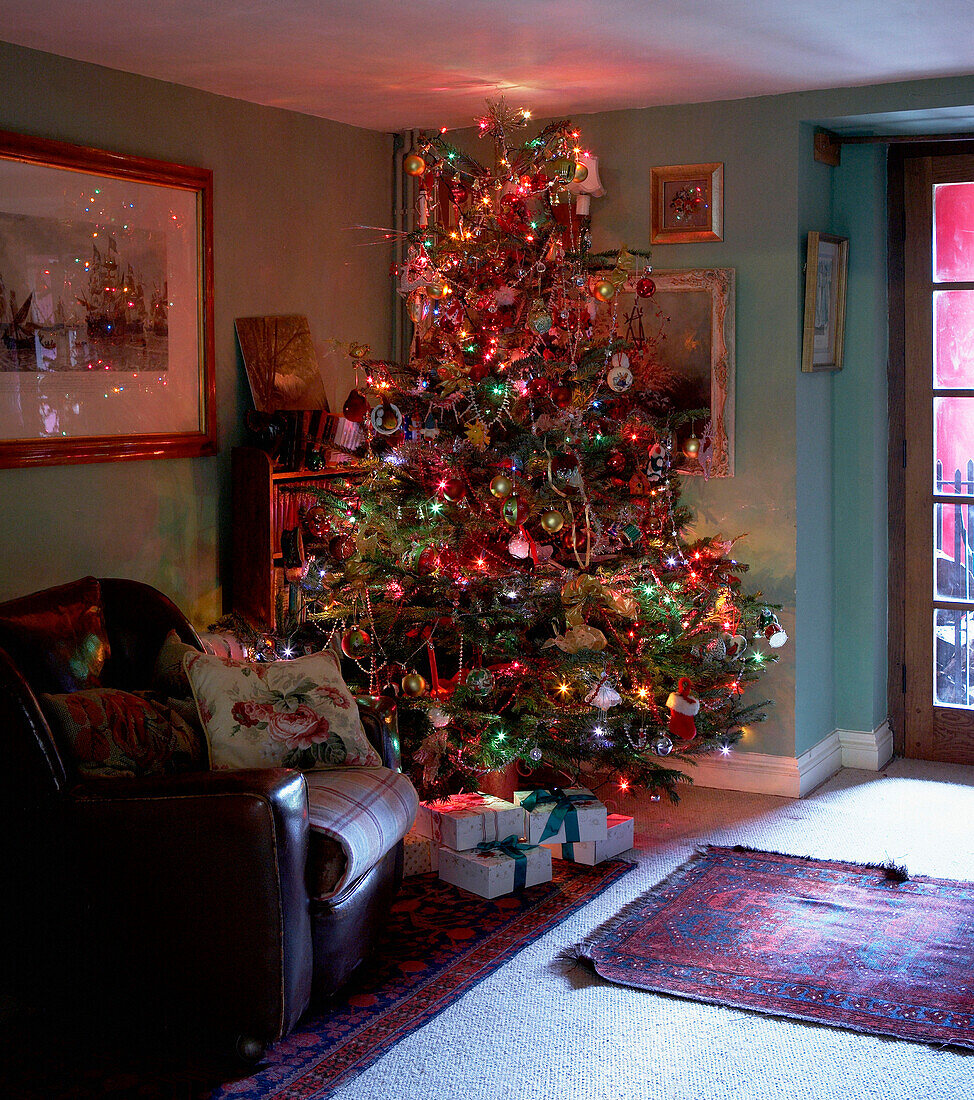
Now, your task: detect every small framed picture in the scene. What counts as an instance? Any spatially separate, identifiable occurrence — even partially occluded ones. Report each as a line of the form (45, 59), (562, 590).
(801, 232), (848, 372)
(650, 163), (723, 243)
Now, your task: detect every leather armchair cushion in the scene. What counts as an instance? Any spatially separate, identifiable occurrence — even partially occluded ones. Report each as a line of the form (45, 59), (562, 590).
(0, 576), (110, 694)
(40, 688), (207, 778)
(305, 766), (418, 899)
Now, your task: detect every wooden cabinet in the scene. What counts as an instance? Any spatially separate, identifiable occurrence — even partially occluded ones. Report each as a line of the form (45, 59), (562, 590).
(230, 446), (356, 632)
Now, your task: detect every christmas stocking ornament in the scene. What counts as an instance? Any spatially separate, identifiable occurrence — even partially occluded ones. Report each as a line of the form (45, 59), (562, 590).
(666, 677), (700, 741)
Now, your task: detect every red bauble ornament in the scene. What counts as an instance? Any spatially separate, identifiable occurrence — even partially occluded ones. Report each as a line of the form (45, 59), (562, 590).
(606, 449), (628, 473)
(469, 363), (490, 383)
(417, 546), (441, 575)
(526, 376), (550, 398)
(341, 627), (372, 659)
(442, 477), (466, 503)
(636, 277), (656, 298)
(342, 389), (370, 423)
(551, 452), (578, 479)
(304, 506), (329, 541)
(562, 527), (588, 551)
(330, 535), (357, 561)
(551, 385), (573, 409)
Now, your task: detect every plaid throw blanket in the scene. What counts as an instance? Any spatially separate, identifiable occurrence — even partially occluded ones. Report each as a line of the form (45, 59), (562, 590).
(305, 767), (418, 899)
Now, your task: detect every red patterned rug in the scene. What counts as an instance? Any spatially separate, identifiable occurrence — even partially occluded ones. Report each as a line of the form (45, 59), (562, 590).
(575, 845), (974, 1050)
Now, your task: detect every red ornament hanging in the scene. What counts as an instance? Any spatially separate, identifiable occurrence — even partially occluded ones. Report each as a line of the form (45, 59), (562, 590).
(330, 534), (357, 561)
(342, 389), (370, 423)
(636, 277), (656, 298)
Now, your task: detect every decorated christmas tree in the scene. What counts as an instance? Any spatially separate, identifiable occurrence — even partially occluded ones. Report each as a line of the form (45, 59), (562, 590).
(295, 101), (783, 802)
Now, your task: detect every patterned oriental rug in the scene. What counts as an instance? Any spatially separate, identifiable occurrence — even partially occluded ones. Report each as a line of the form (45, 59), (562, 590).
(208, 858), (632, 1100)
(574, 846), (974, 1050)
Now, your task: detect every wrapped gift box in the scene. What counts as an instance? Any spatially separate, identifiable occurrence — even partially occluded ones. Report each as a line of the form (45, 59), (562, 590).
(515, 787), (608, 846)
(403, 826), (440, 877)
(544, 813), (634, 866)
(438, 840), (552, 899)
(415, 791), (526, 851)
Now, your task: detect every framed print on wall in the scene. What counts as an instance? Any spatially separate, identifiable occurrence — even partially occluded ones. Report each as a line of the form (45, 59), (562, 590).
(597, 267), (736, 477)
(801, 231), (848, 372)
(650, 163), (723, 244)
(0, 130), (215, 467)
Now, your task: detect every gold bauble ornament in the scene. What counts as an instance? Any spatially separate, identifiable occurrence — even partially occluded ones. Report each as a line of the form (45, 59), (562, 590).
(426, 282), (448, 300)
(683, 435), (701, 459)
(593, 280), (616, 302)
(573, 162), (589, 184)
(489, 474), (514, 499)
(403, 152), (426, 176)
(401, 672), (428, 698)
(540, 509), (565, 535)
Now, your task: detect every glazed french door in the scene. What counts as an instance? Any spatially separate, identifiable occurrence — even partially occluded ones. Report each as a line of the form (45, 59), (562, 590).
(900, 150), (974, 761)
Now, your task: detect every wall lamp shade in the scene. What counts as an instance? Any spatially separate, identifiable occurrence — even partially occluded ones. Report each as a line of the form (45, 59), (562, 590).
(568, 155), (606, 215)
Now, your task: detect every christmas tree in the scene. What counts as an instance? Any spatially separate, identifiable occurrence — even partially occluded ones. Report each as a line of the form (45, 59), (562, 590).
(298, 101), (782, 801)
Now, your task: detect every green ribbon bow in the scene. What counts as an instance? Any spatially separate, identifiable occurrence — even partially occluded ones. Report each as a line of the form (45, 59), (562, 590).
(521, 787), (593, 843)
(476, 834), (535, 890)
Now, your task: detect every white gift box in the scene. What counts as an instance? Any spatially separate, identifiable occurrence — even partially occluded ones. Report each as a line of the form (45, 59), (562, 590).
(415, 791), (526, 851)
(544, 813), (634, 866)
(403, 826), (440, 876)
(438, 841), (552, 899)
(514, 787), (608, 846)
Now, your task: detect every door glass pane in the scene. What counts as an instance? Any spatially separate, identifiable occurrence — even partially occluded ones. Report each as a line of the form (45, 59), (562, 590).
(934, 182), (974, 283)
(934, 397), (974, 494)
(935, 608), (974, 708)
(934, 290), (974, 387)
(935, 502), (974, 600)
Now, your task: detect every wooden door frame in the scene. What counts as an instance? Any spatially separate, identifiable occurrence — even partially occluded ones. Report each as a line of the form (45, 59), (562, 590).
(888, 142), (974, 756)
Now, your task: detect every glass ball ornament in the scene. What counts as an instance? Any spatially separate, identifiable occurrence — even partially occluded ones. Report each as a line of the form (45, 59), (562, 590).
(540, 509), (565, 535)
(342, 388), (370, 423)
(503, 495), (528, 528)
(428, 706), (450, 729)
(653, 735), (674, 756)
(442, 477), (466, 503)
(682, 435), (701, 459)
(371, 402), (403, 435)
(551, 384), (573, 409)
(403, 152), (426, 176)
(426, 281), (448, 300)
(340, 627), (372, 660)
(465, 667), (495, 698)
(529, 746), (543, 762)
(329, 534), (357, 561)
(401, 672), (428, 698)
(303, 505), (329, 541)
(636, 277), (656, 298)
(489, 474), (514, 499)
(573, 162), (589, 184)
(593, 280), (616, 302)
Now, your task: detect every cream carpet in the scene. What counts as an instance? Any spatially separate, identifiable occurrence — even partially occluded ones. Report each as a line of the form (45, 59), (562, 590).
(335, 758), (974, 1100)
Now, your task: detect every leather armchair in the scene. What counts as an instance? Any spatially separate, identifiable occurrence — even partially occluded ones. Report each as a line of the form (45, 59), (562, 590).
(0, 577), (405, 1052)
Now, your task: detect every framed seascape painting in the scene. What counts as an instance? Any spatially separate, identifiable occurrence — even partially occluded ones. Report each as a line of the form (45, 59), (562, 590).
(0, 130), (215, 466)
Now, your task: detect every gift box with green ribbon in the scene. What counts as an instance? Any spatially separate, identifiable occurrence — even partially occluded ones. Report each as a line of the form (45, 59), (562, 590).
(437, 834), (552, 898)
(416, 791), (527, 851)
(515, 786), (608, 846)
(544, 813), (634, 866)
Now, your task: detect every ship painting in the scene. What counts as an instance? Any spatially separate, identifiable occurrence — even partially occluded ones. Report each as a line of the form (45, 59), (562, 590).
(0, 212), (168, 374)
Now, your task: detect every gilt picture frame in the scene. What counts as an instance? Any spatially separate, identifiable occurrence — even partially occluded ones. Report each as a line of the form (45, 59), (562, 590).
(0, 129), (215, 467)
(650, 163), (723, 244)
(801, 231), (848, 373)
(607, 267), (735, 477)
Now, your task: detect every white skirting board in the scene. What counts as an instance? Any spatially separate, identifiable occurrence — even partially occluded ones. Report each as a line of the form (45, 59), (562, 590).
(688, 721), (893, 798)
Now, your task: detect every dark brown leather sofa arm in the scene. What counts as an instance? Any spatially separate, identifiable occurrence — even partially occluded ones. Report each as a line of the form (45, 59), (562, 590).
(65, 768), (313, 1044)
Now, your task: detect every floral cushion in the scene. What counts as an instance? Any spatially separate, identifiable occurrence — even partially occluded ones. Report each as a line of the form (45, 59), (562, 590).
(183, 649), (382, 771)
(41, 688), (207, 778)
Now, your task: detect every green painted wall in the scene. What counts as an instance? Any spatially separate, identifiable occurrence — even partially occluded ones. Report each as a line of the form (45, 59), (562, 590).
(830, 144), (890, 735)
(0, 40), (393, 624)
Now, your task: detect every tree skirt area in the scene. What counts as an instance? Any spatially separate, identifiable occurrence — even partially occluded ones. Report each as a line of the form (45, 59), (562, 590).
(573, 845), (974, 1050)
(5, 859), (631, 1100)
